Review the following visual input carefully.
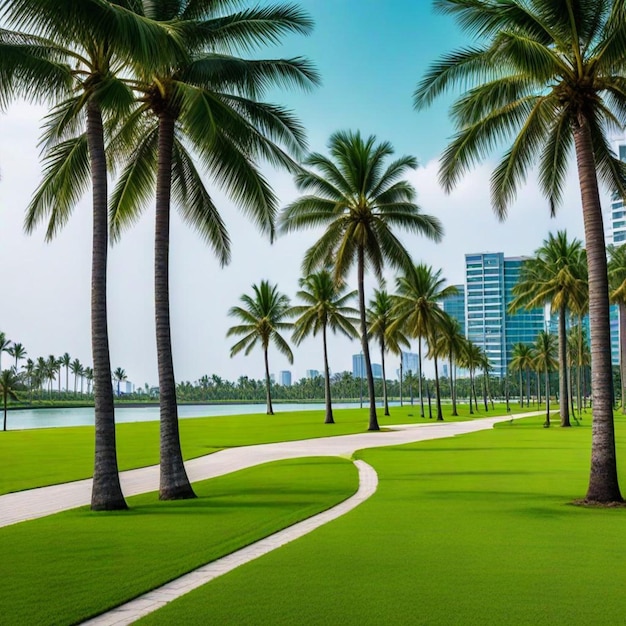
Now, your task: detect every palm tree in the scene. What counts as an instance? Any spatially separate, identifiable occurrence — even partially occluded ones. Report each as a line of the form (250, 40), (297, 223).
(368, 289), (409, 416)
(281, 131), (443, 430)
(8, 2), (181, 511)
(509, 343), (536, 408)
(415, 0), (626, 502)
(59, 352), (71, 393)
(6, 342), (26, 371)
(459, 339), (485, 415)
(108, 1), (316, 501)
(0, 369), (22, 432)
(535, 331), (559, 428)
(435, 313), (465, 416)
(391, 264), (457, 421)
(113, 367), (127, 397)
(227, 281), (293, 415)
(70, 359), (82, 396)
(0, 333), (11, 371)
(509, 232), (587, 427)
(291, 271), (358, 424)
(45, 354), (57, 398)
(84, 366), (94, 395)
(608, 244), (626, 413)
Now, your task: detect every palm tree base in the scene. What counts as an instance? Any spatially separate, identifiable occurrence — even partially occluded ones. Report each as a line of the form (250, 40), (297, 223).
(325, 415), (335, 424)
(159, 485), (197, 500)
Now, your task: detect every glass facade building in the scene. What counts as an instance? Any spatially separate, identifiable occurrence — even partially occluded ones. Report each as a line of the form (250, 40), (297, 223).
(465, 253), (545, 376)
(442, 285), (465, 335)
(279, 370), (291, 386)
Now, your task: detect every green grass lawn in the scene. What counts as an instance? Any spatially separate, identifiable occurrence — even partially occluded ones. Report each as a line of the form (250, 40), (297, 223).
(0, 456), (357, 626)
(0, 401), (533, 494)
(139, 412), (626, 626)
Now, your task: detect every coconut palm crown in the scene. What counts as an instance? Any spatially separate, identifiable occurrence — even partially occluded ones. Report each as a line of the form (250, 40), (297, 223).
(280, 130), (443, 430)
(414, 0), (626, 503)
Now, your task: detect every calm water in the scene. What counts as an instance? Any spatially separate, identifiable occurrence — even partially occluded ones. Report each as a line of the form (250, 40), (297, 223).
(4, 401), (373, 431)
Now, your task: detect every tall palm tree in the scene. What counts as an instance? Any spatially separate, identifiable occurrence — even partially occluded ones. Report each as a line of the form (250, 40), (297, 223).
(45, 354), (57, 398)
(23, 359), (35, 403)
(291, 271), (358, 424)
(108, 0), (316, 501)
(6, 342), (26, 371)
(608, 244), (626, 413)
(509, 232), (587, 427)
(227, 281), (293, 415)
(59, 352), (71, 393)
(281, 131), (443, 430)
(391, 264), (457, 421)
(415, 0), (626, 502)
(509, 343), (535, 408)
(435, 313), (465, 416)
(0, 368), (22, 432)
(70, 358), (82, 396)
(459, 339), (485, 415)
(113, 367), (127, 397)
(368, 288), (409, 416)
(535, 331), (559, 428)
(7, 1), (181, 511)
(84, 366), (94, 395)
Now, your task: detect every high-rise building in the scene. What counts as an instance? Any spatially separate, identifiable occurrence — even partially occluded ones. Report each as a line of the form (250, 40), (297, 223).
(401, 351), (419, 376)
(442, 285), (465, 335)
(279, 370), (291, 386)
(465, 253), (545, 376)
(305, 369), (320, 379)
(352, 353), (365, 379)
(372, 363), (383, 379)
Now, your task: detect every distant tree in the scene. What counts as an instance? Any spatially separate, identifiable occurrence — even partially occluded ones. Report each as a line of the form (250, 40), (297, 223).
(291, 271), (358, 424)
(535, 331), (558, 427)
(280, 130), (443, 430)
(59, 352), (71, 392)
(7, 342), (26, 371)
(84, 367), (94, 395)
(70, 359), (82, 396)
(0, 333), (11, 371)
(510, 232), (587, 427)
(510, 343), (535, 408)
(368, 288), (409, 416)
(0, 369), (22, 431)
(113, 367), (127, 397)
(435, 313), (465, 416)
(227, 281), (293, 415)
(391, 264), (457, 421)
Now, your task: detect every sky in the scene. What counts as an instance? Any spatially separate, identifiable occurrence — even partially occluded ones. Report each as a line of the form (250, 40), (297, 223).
(0, 1), (594, 387)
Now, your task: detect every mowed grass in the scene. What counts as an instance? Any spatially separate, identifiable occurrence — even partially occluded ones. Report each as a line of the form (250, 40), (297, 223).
(140, 413), (626, 626)
(0, 402), (532, 494)
(0, 456), (357, 626)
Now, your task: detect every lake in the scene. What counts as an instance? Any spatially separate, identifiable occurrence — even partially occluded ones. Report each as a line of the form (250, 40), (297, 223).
(4, 401), (379, 431)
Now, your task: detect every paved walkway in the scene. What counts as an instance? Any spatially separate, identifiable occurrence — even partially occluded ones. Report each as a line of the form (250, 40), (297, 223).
(3, 412), (534, 625)
(0, 413), (530, 528)
(83, 459), (377, 626)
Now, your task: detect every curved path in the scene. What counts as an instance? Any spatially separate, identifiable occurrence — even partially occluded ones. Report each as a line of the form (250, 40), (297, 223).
(83, 459), (377, 626)
(0, 413), (533, 529)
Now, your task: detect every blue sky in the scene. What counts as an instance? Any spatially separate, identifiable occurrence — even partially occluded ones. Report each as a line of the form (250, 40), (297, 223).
(0, 1), (592, 386)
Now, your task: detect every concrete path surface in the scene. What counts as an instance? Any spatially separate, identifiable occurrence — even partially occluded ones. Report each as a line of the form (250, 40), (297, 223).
(0, 413), (529, 528)
(82, 459), (378, 626)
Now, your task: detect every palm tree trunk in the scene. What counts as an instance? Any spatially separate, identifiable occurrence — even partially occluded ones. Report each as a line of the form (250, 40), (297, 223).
(574, 115), (622, 502)
(544, 367), (550, 427)
(519, 370), (523, 407)
(450, 351), (457, 416)
(381, 339), (389, 416)
(469, 369), (474, 415)
(418, 340), (424, 417)
(264, 347), (274, 415)
(526, 369), (531, 408)
(357, 247), (378, 431)
(3, 392), (7, 432)
(87, 99), (126, 511)
(399, 359), (403, 407)
(558, 305), (570, 426)
(618, 302), (626, 414)
(434, 352), (443, 420)
(155, 112), (195, 501)
(322, 324), (334, 424)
